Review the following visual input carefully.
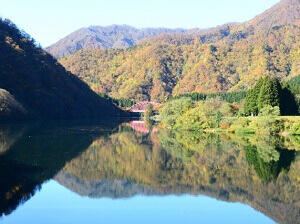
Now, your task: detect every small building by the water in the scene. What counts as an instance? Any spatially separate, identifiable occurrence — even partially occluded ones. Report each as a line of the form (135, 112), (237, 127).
(130, 101), (159, 113)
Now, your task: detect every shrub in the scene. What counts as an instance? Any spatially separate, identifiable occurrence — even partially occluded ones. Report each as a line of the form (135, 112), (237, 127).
(159, 98), (194, 127)
(249, 116), (283, 135)
(258, 106), (280, 117)
(175, 106), (210, 131)
(220, 121), (231, 130)
(174, 99), (226, 131)
(290, 123), (300, 135)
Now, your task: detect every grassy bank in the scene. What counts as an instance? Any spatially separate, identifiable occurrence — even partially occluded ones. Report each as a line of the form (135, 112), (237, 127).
(209, 116), (300, 136)
(158, 98), (300, 136)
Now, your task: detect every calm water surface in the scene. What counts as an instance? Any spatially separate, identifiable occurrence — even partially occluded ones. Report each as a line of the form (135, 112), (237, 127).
(0, 120), (299, 224)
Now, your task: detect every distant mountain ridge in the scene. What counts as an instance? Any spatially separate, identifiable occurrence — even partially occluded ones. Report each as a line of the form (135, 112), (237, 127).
(46, 0), (300, 59)
(46, 25), (188, 58)
(46, 23), (241, 58)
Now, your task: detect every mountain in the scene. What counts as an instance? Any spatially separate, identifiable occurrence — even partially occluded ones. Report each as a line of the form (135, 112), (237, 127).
(45, 25), (188, 58)
(47, 0), (300, 59)
(0, 19), (124, 121)
(246, 0), (300, 30)
(46, 23), (239, 58)
(55, 0), (300, 102)
(59, 25), (300, 102)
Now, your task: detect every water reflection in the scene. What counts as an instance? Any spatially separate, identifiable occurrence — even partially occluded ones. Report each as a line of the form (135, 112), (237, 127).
(0, 120), (122, 217)
(0, 121), (299, 223)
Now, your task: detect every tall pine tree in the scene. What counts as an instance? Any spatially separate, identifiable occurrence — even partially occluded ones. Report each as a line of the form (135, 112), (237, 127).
(245, 77), (282, 116)
(258, 77), (280, 110)
(244, 78), (264, 116)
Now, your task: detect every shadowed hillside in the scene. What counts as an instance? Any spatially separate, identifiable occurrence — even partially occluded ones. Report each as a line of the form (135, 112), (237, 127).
(0, 19), (124, 121)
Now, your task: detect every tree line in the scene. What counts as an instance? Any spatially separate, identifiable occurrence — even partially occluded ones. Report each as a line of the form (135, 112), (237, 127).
(244, 77), (299, 116)
(169, 91), (247, 103)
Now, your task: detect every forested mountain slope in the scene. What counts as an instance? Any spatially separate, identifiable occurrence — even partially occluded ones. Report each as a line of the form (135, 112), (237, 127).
(46, 25), (187, 58)
(48, 0), (300, 58)
(46, 24), (237, 58)
(55, 0), (300, 102)
(246, 0), (300, 30)
(0, 19), (124, 121)
(60, 25), (300, 102)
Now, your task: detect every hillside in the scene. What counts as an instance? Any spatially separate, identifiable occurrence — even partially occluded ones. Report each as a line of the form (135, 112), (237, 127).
(50, 0), (300, 102)
(60, 25), (300, 102)
(46, 25), (187, 58)
(47, 0), (300, 59)
(0, 19), (124, 121)
(246, 0), (300, 30)
(49, 0), (300, 59)
(46, 23), (238, 58)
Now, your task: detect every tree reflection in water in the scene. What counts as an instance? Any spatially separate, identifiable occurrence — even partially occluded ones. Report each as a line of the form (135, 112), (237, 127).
(0, 121), (299, 224)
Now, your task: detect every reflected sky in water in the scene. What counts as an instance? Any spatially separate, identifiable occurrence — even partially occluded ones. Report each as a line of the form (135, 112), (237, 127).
(1, 180), (275, 224)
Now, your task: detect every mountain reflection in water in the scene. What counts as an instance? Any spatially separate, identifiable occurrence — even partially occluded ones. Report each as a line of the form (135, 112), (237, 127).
(0, 120), (299, 224)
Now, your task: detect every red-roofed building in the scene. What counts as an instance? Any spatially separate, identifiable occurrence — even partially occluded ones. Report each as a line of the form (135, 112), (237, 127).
(130, 101), (159, 113)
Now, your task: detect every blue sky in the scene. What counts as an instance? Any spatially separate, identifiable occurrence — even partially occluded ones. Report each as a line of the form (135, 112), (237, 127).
(1, 0), (280, 47)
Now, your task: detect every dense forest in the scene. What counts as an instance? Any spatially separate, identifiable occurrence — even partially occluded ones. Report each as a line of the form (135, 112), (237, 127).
(0, 19), (124, 120)
(60, 25), (300, 102)
(1, 0), (300, 119)
(244, 77), (298, 116)
(56, 0), (300, 103)
(45, 25), (189, 58)
(169, 91), (247, 103)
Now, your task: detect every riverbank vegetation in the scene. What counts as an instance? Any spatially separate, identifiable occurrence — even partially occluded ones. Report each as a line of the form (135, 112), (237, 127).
(159, 77), (300, 136)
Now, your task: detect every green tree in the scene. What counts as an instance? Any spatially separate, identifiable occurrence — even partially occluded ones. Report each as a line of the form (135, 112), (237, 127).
(258, 77), (280, 111)
(244, 78), (264, 116)
(144, 104), (154, 129)
(215, 111), (223, 128)
(159, 98), (194, 127)
(174, 99), (225, 130)
(259, 106), (280, 117)
(245, 77), (283, 116)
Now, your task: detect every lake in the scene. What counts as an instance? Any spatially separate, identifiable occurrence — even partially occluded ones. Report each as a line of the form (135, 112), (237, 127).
(0, 120), (299, 224)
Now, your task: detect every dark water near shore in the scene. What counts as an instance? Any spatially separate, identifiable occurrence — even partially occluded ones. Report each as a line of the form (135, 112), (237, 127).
(0, 120), (299, 224)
